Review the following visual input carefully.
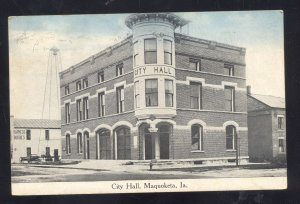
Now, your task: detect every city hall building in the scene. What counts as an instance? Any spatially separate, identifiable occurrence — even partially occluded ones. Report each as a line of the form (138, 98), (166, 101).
(60, 13), (248, 162)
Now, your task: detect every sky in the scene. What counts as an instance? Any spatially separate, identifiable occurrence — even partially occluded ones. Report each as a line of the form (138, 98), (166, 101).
(9, 11), (285, 120)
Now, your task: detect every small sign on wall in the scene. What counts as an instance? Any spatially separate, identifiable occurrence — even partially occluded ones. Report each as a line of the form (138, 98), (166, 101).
(13, 129), (26, 140)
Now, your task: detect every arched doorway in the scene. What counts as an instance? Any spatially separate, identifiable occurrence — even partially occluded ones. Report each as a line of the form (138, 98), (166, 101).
(96, 128), (111, 160)
(144, 126), (155, 160)
(158, 124), (170, 159)
(83, 131), (90, 159)
(115, 126), (131, 160)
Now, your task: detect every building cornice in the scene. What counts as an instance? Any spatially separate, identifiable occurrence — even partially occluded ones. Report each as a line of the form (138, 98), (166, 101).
(59, 36), (133, 77)
(125, 13), (189, 30)
(175, 33), (246, 55)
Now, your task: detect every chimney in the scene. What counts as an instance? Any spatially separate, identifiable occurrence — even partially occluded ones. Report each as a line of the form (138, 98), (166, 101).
(246, 86), (251, 95)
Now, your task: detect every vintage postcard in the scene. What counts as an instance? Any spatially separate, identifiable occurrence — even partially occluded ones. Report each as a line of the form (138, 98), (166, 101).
(9, 11), (286, 195)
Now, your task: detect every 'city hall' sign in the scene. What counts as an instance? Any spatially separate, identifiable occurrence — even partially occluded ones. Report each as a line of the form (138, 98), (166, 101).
(134, 65), (175, 77)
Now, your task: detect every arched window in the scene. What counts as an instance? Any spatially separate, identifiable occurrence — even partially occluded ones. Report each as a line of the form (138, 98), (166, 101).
(191, 124), (203, 151)
(66, 134), (71, 154)
(83, 131), (90, 159)
(226, 125), (236, 150)
(77, 133), (83, 153)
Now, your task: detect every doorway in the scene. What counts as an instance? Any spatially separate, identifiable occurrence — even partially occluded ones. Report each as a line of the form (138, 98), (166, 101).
(96, 129), (111, 160)
(144, 127), (155, 160)
(159, 125), (170, 159)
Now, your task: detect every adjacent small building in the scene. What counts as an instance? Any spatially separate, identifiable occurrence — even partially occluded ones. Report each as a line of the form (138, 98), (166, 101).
(247, 91), (286, 161)
(11, 117), (61, 163)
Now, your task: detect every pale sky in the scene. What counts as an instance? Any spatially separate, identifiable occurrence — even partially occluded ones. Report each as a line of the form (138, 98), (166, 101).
(9, 11), (285, 120)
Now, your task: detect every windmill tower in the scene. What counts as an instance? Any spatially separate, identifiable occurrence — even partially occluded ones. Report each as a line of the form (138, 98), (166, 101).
(37, 47), (62, 157)
(41, 47), (62, 120)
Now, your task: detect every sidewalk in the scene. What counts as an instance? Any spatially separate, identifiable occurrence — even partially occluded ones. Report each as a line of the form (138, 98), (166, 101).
(13, 159), (269, 173)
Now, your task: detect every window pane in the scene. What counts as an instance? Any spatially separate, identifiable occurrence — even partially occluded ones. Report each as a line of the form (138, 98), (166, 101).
(190, 97), (199, 109)
(165, 94), (173, 107)
(190, 61), (197, 70)
(146, 93), (158, 106)
(191, 125), (200, 150)
(145, 39), (156, 51)
(225, 101), (232, 111)
(164, 40), (172, 52)
(145, 52), (157, 64)
(190, 83), (200, 97)
(226, 126), (235, 149)
(164, 53), (172, 65)
(224, 67), (231, 75)
(165, 80), (173, 93)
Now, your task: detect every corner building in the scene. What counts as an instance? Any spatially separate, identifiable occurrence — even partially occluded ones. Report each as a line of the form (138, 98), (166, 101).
(60, 13), (248, 162)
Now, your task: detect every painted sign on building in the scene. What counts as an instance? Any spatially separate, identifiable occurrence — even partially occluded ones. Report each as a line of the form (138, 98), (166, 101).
(13, 129), (26, 140)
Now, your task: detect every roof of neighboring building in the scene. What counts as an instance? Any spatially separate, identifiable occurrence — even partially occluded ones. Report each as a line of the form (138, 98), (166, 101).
(14, 119), (61, 129)
(249, 94), (286, 109)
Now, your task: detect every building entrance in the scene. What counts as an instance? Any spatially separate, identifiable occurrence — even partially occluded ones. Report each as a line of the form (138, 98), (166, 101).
(96, 129), (111, 160)
(115, 127), (131, 160)
(144, 128), (155, 160)
(159, 125), (170, 159)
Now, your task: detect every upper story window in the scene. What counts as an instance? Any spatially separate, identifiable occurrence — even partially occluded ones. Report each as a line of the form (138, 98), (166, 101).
(98, 71), (104, 83)
(65, 85), (69, 95)
(116, 63), (123, 76)
(224, 86), (235, 112)
(82, 78), (88, 88)
(226, 125), (236, 150)
(26, 130), (31, 140)
(164, 40), (172, 65)
(165, 79), (174, 107)
(82, 97), (89, 120)
(145, 79), (158, 107)
(134, 81), (140, 108)
(76, 80), (82, 91)
(117, 86), (124, 113)
(45, 130), (49, 140)
(190, 82), (202, 109)
(191, 124), (203, 151)
(133, 41), (139, 66)
(144, 38), (157, 64)
(98, 92), (105, 117)
(189, 59), (201, 71)
(76, 99), (82, 121)
(278, 116), (284, 129)
(65, 103), (70, 124)
(224, 64), (234, 76)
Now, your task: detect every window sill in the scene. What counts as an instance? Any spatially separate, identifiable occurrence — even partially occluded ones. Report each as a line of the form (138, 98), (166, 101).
(226, 149), (236, 152)
(66, 154), (71, 156)
(191, 150), (205, 153)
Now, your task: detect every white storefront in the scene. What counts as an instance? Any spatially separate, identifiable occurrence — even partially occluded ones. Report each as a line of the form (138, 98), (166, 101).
(11, 117), (61, 163)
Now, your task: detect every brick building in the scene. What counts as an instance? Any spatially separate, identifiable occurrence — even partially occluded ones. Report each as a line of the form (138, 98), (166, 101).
(60, 13), (248, 162)
(247, 91), (286, 161)
(11, 117), (61, 163)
